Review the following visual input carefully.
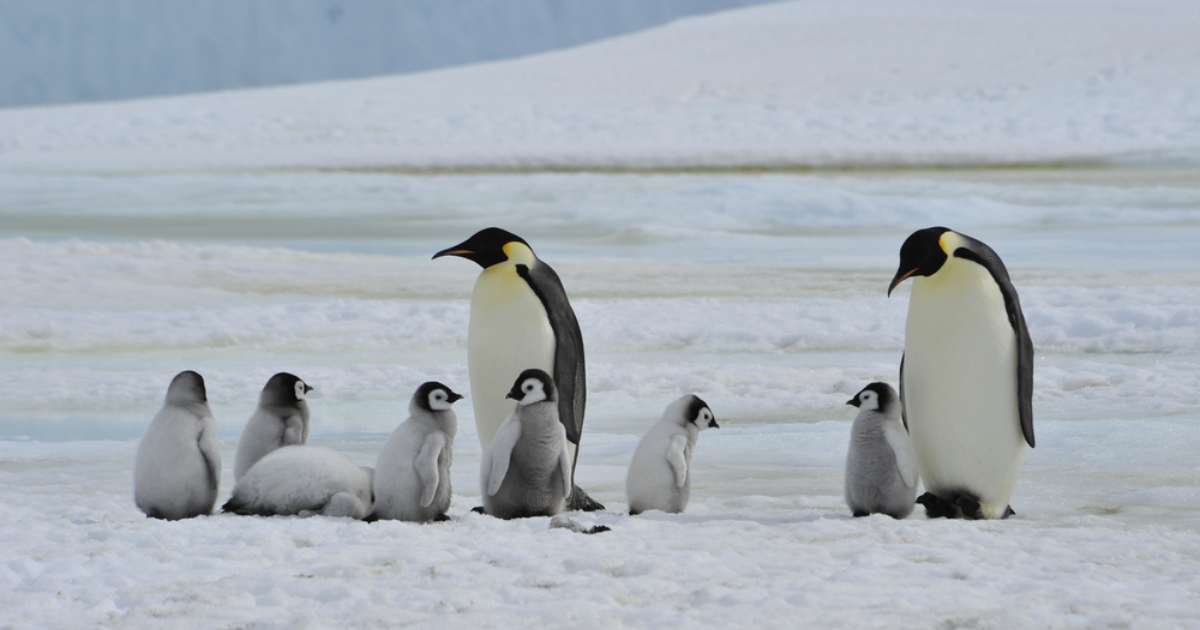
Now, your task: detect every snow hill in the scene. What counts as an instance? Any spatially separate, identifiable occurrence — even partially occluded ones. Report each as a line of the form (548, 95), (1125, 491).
(0, 0), (769, 108)
(1, 0), (1197, 173)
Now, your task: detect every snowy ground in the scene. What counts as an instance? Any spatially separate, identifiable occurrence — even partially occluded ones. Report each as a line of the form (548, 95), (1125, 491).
(3, 1), (1200, 628)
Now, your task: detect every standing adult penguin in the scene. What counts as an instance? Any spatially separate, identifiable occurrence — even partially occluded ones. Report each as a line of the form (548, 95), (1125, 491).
(233, 372), (313, 482)
(888, 227), (1035, 520)
(371, 381), (463, 523)
(479, 369), (573, 520)
(433, 227), (603, 511)
(133, 370), (221, 520)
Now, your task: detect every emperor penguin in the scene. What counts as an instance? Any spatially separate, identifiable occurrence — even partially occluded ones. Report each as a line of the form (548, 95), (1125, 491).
(479, 369), (573, 520)
(626, 395), (718, 515)
(233, 372), (313, 481)
(222, 446), (375, 519)
(133, 370), (221, 520)
(371, 382), (463, 523)
(888, 227), (1035, 520)
(844, 382), (918, 519)
(434, 227), (603, 511)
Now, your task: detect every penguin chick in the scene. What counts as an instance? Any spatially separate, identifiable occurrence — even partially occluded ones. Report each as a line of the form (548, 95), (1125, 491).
(222, 446), (374, 519)
(479, 369), (573, 520)
(133, 370), (221, 520)
(371, 382), (463, 523)
(626, 395), (718, 516)
(844, 382), (918, 519)
(233, 372), (312, 481)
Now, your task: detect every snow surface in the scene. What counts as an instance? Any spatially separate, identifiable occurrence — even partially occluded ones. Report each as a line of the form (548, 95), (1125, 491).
(2, 1), (1200, 628)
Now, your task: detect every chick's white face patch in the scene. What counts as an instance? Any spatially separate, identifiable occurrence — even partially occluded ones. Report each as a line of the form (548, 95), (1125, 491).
(428, 388), (453, 411)
(518, 378), (547, 405)
(294, 381), (308, 401)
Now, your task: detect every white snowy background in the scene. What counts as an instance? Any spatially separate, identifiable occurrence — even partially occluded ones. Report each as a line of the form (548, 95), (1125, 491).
(2, 1), (1200, 628)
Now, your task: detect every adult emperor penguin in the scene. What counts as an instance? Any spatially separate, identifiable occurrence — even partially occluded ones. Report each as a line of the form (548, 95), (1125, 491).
(133, 370), (221, 520)
(433, 227), (603, 511)
(223, 446), (375, 519)
(233, 372), (312, 481)
(371, 382), (463, 523)
(479, 369), (573, 520)
(888, 227), (1035, 520)
(844, 382), (918, 519)
(626, 395), (718, 515)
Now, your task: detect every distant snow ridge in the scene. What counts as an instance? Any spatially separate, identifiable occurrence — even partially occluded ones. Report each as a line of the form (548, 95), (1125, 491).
(0, 0), (770, 108)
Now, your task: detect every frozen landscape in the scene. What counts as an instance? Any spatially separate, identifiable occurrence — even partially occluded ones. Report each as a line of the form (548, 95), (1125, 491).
(2, 0), (1199, 628)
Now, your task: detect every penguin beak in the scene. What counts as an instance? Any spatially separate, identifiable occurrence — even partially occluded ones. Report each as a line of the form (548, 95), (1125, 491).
(447, 391), (464, 403)
(846, 397), (861, 407)
(887, 268), (919, 297)
(709, 418), (720, 429)
(432, 247), (472, 260)
(304, 384), (314, 394)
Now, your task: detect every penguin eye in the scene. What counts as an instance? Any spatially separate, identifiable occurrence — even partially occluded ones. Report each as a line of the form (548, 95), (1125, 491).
(524, 381), (535, 392)
(434, 391), (445, 401)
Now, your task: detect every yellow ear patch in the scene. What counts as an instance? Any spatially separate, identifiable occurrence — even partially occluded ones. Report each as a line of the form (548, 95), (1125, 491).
(938, 231), (962, 254)
(501, 242), (537, 266)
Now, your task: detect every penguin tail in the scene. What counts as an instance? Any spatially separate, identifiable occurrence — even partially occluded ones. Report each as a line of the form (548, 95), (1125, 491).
(567, 485), (605, 512)
(221, 495), (255, 516)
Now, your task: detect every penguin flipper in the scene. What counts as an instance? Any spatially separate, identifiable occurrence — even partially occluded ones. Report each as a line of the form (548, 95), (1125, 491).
(898, 354), (908, 432)
(517, 262), (586, 448)
(882, 421), (917, 489)
(197, 419), (222, 494)
(953, 242), (1035, 448)
(666, 434), (689, 489)
(485, 417), (521, 497)
(557, 431), (574, 499)
(282, 414), (306, 446)
(415, 433), (446, 508)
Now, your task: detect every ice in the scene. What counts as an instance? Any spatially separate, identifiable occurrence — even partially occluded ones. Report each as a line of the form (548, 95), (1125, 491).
(3, 1), (1200, 627)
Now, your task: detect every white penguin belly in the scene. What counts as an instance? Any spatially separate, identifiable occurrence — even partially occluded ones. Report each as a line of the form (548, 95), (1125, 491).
(905, 259), (1026, 519)
(468, 266), (556, 450)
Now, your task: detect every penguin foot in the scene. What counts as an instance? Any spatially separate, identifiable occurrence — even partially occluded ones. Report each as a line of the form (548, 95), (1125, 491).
(470, 506), (486, 514)
(954, 495), (985, 520)
(917, 493), (958, 519)
(362, 512), (379, 523)
(433, 513), (452, 522)
(852, 510), (870, 518)
(567, 485), (606, 512)
(1003, 505), (1016, 519)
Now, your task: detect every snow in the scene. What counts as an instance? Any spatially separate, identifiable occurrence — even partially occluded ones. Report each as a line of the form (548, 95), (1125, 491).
(2, 0), (1199, 172)
(0, 0), (772, 108)
(3, 1), (1200, 628)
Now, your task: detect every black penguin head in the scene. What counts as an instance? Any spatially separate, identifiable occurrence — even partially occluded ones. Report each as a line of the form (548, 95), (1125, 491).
(686, 395), (719, 430)
(415, 381), (463, 413)
(506, 369), (556, 406)
(847, 382), (897, 414)
(260, 372), (312, 408)
(433, 227), (532, 269)
(166, 370), (207, 406)
(888, 227), (953, 296)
